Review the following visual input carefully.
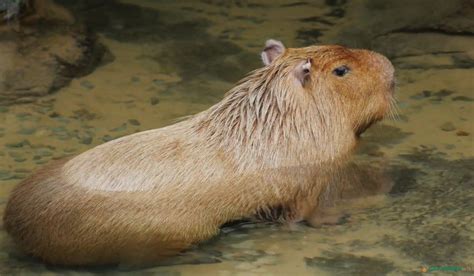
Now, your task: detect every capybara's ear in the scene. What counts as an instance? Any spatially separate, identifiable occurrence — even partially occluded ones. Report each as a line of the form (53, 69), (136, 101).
(261, 39), (285, 66)
(294, 58), (312, 86)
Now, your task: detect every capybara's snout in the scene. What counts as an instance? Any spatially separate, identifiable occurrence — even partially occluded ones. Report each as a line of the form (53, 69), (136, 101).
(360, 50), (396, 94)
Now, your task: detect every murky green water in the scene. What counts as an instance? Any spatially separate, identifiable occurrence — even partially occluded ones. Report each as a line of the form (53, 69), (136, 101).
(1, 0), (473, 275)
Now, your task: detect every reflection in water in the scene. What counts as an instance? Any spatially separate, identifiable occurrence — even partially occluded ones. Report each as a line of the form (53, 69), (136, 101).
(309, 160), (393, 227)
(0, 0), (473, 274)
(246, 160), (394, 228)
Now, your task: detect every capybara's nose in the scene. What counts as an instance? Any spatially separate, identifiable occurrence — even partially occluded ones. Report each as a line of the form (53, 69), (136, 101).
(356, 49), (395, 94)
(373, 51), (395, 93)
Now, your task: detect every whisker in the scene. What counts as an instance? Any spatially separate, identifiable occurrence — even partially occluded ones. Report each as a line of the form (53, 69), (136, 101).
(387, 96), (400, 122)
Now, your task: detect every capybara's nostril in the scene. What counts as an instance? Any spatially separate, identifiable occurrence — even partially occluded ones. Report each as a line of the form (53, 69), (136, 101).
(389, 78), (396, 94)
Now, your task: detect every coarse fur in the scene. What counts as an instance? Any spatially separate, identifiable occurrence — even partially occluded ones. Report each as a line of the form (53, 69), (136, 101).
(3, 40), (395, 266)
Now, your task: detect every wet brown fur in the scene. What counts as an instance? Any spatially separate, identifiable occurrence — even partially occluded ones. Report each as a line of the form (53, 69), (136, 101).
(3, 42), (395, 266)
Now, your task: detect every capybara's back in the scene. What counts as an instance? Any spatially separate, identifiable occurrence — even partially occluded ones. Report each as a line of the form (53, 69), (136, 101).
(3, 159), (205, 265)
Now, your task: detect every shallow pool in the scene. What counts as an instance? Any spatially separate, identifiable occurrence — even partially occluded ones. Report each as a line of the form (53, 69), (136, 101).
(0, 0), (473, 275)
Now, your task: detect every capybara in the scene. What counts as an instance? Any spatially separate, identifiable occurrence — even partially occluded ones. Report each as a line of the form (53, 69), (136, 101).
(3, 39), (395, 266)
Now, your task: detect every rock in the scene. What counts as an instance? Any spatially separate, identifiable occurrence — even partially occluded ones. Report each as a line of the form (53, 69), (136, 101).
(0, 20), (112, 105)
(452, 96), (474, 102)
(36, 148), (53, 157)
(80, 80), (95, 90)
(128, 119), (141, 126)
(452, 53), (474, 68)
(110, 123), (127, 132)
(48, 112), (60, 118)
(63, 148), (76, 153)
(102, 135), (114, 142)
(235, 262), (256, 270)
(422, 90), (432, 97)
(0, 0), (26, 21)
(5, 140), (30, 148)
(150, 96), (160, 105)
(323, 0), (474, 69)
(1, 0), (75, 24)
(440, 122), (456, 132)
(71, 108), (97, 121)
(230, 240), (255, 249)
(17, 128), (37, 135)
(15, 112), (33, 121)
(305, 253), (395, 275)
(0, 170), (13, 180)
(445, 144), (456, 149)
(152, 79), (163, 86)
(79, 136), (93, 145)
(456, 130), (470, 136)
(433, 89), (455, 98)
(13, 157), (27, 162)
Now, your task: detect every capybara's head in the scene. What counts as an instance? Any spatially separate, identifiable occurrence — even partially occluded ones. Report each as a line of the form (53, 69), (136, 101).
(260, 39), (395, 137)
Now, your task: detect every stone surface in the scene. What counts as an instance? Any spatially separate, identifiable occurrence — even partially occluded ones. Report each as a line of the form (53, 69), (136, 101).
(0, 20), (111, 105)
(305, 253), (395, 275)
(440, 122), (456, 132)
(322, 0), (474, 70)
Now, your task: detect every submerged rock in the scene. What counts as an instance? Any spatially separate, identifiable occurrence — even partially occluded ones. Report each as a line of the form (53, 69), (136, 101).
(305, 253), (395, 275)
(440, 122), (456, 132)
(0, 0), (25, 21)
(323, 0), (474, 69)
(0, 3), (112, 105)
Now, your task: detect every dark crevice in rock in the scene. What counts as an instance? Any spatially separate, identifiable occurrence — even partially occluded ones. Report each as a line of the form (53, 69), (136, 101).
(296, 0), (348, 46)
(324, 0), (347, 7)
(390, 50), (466, 59)
(280, 2), (309, 7)
(325, 8), (345, 18)
(378, 27), (474, 38)
(299, 16), (335, 26)
(296, 29), (325, 45)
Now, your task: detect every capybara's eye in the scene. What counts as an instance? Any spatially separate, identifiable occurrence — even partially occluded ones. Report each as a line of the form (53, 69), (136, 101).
(332, 65), (350, 77)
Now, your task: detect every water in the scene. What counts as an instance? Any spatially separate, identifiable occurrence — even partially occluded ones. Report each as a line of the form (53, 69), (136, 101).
(0, 0), (473, 275)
